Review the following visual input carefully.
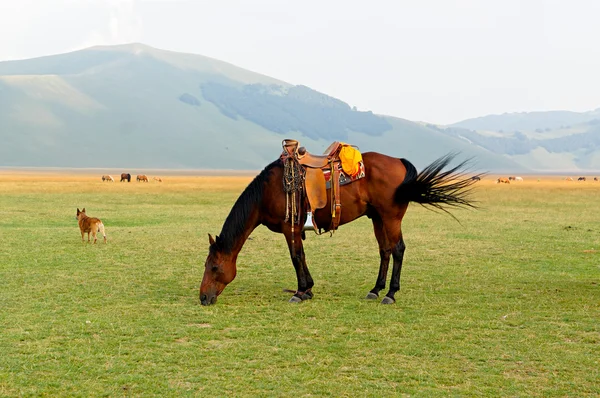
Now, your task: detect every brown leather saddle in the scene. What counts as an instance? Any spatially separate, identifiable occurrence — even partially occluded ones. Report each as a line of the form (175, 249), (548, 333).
(280, 139), (358, 233)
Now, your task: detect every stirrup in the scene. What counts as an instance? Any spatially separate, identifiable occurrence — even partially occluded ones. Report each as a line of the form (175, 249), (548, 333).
(303, 212), (315, 232)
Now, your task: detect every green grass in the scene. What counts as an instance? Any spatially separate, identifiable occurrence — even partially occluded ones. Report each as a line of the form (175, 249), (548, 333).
(0, 176), (599, 396)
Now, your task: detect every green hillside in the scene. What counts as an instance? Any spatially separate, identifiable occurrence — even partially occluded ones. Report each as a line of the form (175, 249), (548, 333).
(446, 110), (600, 171)
(0, 43), (523, 171)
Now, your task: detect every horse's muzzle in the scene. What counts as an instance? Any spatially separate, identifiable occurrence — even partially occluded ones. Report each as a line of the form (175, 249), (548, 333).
(200, 293), (217, 306)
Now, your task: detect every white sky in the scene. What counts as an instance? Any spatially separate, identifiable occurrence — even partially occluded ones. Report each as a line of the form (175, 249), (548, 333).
(0, 0), (599, 124)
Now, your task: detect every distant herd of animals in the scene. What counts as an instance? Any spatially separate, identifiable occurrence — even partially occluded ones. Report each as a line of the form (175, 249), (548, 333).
(565, 176), (598, 182)
(101, 174), (162, 182)
(495, 176), (598, 184)
(496, 176), (523, 184)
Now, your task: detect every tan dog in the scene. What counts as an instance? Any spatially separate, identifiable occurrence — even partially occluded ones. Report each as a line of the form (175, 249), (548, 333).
(76, 208), (107, 243)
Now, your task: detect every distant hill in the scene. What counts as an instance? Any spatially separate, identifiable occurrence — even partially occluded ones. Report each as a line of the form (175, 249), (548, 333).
(445, 110), (600, 172)
(0, 44), (527, 172)
(451, 109), (600, 133)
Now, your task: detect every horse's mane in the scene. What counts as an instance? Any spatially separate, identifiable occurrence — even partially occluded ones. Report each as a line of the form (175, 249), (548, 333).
(213, 160), (280, 254)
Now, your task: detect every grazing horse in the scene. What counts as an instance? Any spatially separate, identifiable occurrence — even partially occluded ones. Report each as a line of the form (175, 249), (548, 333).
(578, 177), (587, 181)
(515, 176), (523, 181)
(594, 177), (598, 182)
(102, 175), (114, 182)
(137, 174), (149, 182)
(497, 177), (510, 184)
(565, 177), (573, 181)
(508, 176), (516, 181)
(153, 177), (162, 182)
(200, 150), (479, 306)
(471, 175), (481, 181)
(120, 173), (131, 182)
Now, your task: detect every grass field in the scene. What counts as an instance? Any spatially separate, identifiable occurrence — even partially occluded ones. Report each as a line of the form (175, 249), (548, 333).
(0, 172), (599, 396)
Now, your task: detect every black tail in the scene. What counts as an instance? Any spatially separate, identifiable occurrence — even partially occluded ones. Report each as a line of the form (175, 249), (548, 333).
(396, 153), (483, 217)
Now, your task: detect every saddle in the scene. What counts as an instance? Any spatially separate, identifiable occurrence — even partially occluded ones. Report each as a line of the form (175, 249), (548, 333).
(280, 139), (364, 234)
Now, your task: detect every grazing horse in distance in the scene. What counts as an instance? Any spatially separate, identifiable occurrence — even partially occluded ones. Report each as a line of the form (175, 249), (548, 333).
(497, 177), (510, 184)
(137, 175), (149, 182)
(578, 177), (587, 181)
(153, 176), (162, 182)
(594, 177), (598, 182)
(471, 175), (481, 181)
(102, 175), (114, 182)
(199, 144), (480, 306)
(120, 173), (131, 182)
(565, 177), (573, 181)
(508, 176), (516, 181)
(515, 176), (523, 181)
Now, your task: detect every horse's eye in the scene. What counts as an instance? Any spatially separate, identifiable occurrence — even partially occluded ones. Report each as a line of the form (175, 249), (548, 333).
(211, 265), (219, 273)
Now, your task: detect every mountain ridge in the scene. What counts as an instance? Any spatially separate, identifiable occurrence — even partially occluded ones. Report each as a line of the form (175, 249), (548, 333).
(446, 108), (600, 171)
(1, 43), (592, 172)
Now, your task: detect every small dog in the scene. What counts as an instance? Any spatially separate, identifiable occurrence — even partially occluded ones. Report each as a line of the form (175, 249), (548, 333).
(76, 208), (107, 243)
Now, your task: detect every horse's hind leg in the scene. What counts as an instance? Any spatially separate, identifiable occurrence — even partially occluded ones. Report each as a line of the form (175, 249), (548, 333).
(381, 217), (406, 304)
(366, 214), (392, 300)
(382, 235), (406, 304)
(381, 211), (408, 304)
(284, 231), (314, 303)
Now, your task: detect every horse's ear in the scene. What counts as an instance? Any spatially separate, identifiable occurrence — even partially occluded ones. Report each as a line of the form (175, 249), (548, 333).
(208, 234), (215, 246)
(77, 208), (80, 214)
(82, 208), (86, 213)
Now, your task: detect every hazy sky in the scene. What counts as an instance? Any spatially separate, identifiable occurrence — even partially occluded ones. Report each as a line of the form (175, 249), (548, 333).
(1, 0), (599, 124)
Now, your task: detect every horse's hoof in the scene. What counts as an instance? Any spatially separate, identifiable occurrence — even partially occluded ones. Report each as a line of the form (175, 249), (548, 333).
(301, 291), (313, 300)
(289, 296), (302, 303)
(381, 296), (395, 304)
(365, 292), (379, 300)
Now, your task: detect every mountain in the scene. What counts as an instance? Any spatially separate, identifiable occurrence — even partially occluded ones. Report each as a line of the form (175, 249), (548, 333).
(451, 109), (600, 132)
(0, 43), (523, 171)
(446, 110), (600, 172)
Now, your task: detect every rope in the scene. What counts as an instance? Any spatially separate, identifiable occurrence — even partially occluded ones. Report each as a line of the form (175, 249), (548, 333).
(283, 158), (304, 224)
(283, 157), (305, 257)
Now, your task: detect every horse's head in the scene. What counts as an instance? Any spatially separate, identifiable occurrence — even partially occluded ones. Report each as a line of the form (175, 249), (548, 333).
(200, 234), (237, 306)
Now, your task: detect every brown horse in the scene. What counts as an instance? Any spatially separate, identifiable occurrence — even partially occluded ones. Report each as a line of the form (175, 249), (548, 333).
(497, 177), (510, 184)
(137, 174), (148, 182)
(102, 175), (114, 182)
(120, 173), (131, 182)
(200, 152), (479, 306)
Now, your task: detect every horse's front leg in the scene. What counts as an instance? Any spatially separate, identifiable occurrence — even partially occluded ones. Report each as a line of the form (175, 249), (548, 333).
(284, 230), (314, 303)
